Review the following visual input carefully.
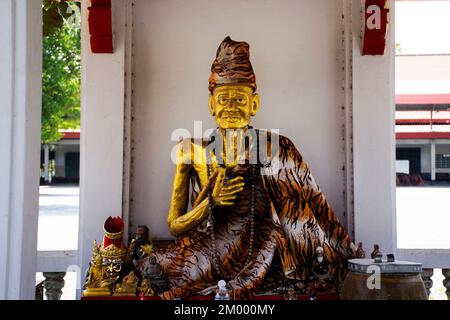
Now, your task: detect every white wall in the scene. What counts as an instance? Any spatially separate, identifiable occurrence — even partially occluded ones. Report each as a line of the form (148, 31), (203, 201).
(396, 144), (431, 173)
(55, 144), (80, 177)
(78, 0), (128, 289)
(422, 145), (431, 174)
(130, 0), (348, 239)
(436, 144), (450, 154)
(436, 144), (450, 175)
(396, 142), (450, 175)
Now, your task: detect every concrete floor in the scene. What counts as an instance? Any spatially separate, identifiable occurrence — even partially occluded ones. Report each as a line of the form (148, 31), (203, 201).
(38, 185), (79, 251)
(396, 186), (450, 249)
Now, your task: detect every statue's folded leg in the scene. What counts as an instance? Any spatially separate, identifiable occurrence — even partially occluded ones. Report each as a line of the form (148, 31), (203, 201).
(222, 251), (274, 300)
(151, 245), (217, 300)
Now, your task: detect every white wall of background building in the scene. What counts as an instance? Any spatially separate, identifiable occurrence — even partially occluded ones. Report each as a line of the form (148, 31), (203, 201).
(54, 143), (80, 177)
(397, 141), (450, 176)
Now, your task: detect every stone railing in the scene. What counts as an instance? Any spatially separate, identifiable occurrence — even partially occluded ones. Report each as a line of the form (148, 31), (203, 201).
(35, 250), (77, 300)
(421, 268), (450, 300)
(442, 269), (450, 299)
(41, 272), (66, 300)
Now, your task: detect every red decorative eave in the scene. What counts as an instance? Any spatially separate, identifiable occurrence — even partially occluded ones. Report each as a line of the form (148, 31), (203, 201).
(88, 0), (113, 54)
(62, 131), (80, 139)
(396, 119), (450, 125)
(396, 132), (450, 139)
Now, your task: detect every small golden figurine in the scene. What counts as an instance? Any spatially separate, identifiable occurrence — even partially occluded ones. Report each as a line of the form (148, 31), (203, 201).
(82, 241), (112, 297)
(140, 243), (154, 257)
(139, 278), (155, 297)
(113, 271), (139, 296)
(355, 242), (366, 258)
(99, 217), (127, 288)
(82, 217), (128, 297)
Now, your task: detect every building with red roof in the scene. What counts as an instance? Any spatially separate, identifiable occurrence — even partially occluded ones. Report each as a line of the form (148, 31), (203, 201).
(41, 130), (80, 184)
(395, 54), (450, 182)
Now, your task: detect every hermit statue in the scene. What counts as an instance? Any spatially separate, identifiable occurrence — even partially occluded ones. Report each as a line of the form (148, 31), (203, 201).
(142, 36), (356, 299)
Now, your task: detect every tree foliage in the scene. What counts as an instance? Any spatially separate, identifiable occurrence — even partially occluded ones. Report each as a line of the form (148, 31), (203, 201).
(42, 1), (81, 144)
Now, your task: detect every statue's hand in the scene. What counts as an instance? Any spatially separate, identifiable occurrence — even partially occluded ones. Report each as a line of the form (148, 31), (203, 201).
(212, 168), (244, 207)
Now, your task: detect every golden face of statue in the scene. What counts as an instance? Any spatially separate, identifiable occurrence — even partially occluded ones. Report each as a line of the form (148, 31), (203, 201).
(209, 84), (259, 129)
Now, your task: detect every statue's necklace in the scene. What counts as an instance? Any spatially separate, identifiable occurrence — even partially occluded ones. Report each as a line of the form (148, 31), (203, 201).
(206, 163), (257, 280)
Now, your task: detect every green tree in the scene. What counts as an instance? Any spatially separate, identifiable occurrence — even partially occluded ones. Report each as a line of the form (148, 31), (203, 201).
(41, 1), (81, 144)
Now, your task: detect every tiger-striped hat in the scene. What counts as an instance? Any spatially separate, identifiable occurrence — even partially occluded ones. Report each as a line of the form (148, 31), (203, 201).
(208, 36), (257, 93)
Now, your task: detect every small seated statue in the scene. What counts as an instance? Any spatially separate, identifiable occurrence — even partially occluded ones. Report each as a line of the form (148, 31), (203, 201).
(308, 246), (335, 296)
(139, 278), (155, 297)
(114, 271), (139, 296)
(144, 36), (356, 299)
(215, 280), (231, 300)
(371, 244), (382, 259)
(140, 255), (169, 294)
(355, 242), (366, 258)
(311, 246), (330, 277)
(285, 286), (297, 300)
(82, 241), (111, 296)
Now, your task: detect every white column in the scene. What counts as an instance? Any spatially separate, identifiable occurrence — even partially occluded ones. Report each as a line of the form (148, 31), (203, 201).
(352, 0), (396, 253)
(0, 0), (42, 299)
(430, 142), (436, 181)
(44, 145), (50, 182)
(78, 0), (128, 296)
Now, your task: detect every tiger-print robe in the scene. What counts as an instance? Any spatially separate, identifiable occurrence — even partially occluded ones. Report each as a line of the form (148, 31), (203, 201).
(148, 133), (355, 299)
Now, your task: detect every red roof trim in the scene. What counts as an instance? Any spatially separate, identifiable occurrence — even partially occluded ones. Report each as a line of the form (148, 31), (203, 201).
(62, 132), (80, 139)
(396, 132), (450, 139)
(396, 119), (450, 125)
(396, 53), (450, 57)
(396, 94), (450, 105)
